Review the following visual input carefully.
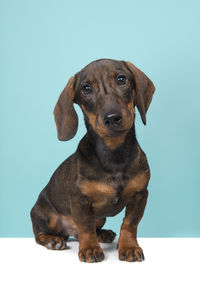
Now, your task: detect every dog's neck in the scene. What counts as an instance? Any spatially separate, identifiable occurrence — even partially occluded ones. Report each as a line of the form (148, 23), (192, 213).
(84, 120), (138, 172)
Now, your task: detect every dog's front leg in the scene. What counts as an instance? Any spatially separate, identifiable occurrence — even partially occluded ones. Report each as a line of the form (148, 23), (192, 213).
(71, 197), (104, 263)
(118, 189), (148, 262)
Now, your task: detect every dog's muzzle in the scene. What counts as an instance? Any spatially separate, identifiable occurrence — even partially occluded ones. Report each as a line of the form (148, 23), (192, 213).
(100, 100), (122, 129)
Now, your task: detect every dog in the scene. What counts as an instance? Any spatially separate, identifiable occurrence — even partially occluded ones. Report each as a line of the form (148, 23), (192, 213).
(30, 59), (155, 262)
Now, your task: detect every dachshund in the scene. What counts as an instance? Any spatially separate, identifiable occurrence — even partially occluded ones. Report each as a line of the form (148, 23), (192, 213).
(30, 59), (155, 262)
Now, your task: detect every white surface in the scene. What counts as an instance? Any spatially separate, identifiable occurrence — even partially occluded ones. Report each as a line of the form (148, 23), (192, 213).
(0, 238), (200, 300)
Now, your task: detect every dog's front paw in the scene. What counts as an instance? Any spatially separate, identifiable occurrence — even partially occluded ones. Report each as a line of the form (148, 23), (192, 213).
(118, 246), (145, 262)
(78, 246), (105, 263)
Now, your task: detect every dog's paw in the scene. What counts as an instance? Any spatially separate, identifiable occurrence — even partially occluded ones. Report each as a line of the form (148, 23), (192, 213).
(78, 246), (105, 263)
(97, 229), (116, 243)
(37, 234), (68, 250)
(118, 246), (145, 262)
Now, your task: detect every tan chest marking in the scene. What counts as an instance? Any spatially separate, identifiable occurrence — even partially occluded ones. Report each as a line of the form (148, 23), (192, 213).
(122, 171), (150, 198)
(79, 180), (116, 198)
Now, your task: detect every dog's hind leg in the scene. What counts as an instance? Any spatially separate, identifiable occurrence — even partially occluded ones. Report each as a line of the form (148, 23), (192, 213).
(30, 192), (76, 250)
(96, 218), (116, 243)
(31, 214), (69, 250)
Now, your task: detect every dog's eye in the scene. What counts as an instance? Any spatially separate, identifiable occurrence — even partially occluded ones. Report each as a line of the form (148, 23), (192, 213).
(116, 75), (126, 85)
(81, 84), (93, 95)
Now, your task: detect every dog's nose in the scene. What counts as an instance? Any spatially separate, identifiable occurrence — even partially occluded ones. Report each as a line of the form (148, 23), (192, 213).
(103, 114), (122, 127)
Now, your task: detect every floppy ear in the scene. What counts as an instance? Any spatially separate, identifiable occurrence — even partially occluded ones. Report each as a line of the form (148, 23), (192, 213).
(126, 62), (155, 125)
(53, 76), (78, 141)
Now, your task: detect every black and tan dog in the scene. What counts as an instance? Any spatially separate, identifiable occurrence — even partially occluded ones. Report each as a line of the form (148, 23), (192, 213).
(30, 59), (155, 262)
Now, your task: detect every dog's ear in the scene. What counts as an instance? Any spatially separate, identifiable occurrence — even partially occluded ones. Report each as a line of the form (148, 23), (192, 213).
(126, 62), (155, 125)
(53, 76), (78, 141)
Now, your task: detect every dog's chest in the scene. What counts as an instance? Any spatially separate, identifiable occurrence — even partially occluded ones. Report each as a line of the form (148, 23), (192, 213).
(79, 169), (149, 217)
(79, 172), (123, 215)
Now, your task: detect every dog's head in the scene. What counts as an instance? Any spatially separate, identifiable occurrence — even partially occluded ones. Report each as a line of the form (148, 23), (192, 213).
(54, 59), (155, 142)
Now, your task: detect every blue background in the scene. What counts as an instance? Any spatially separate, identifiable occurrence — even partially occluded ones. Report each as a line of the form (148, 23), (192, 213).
(1, 0), (199, 237)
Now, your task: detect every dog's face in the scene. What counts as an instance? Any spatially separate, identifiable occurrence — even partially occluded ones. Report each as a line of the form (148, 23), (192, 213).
(54, 59), (155, 142)
(74, 59), (136, 139)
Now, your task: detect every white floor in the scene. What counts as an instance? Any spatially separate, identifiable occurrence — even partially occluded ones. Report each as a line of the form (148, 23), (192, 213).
(0, 238), (200, 300)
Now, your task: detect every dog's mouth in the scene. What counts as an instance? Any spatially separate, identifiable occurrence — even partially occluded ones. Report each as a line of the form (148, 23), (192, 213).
(105, 127), (128, 136)
(101, 115), (134, 137)
(95, 120), (133, 139)
(84, 111), (134, 138)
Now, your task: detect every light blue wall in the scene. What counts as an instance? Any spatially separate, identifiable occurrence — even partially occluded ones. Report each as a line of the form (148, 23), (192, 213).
(0, 0), (199, 237)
